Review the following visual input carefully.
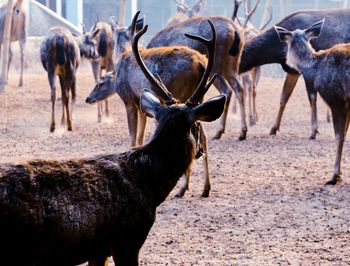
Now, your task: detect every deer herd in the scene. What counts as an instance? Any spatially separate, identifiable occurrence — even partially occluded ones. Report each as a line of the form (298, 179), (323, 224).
(1, 0), (350, 265)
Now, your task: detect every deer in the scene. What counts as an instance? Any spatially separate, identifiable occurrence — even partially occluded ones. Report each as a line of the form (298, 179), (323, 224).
(232, 0), (272, 126)
(86, 12), (218, 198)
(84, 20), (115, 123)
(0, 0), (26, 87)
(239, 8), (350, 139)
(40, 26), (99, 132)
(0, 15), (224, 266)
(274, 19), (350, 186)
(167, 0), (206, 26)
(148, 13), (246, 140)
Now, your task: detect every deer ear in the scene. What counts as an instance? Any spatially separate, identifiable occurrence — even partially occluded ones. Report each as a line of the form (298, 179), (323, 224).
(305, 19), (325, 40)
(190, 95), (226, 123)
(274, 25), (292, 42)
(140, 89), (162, 119)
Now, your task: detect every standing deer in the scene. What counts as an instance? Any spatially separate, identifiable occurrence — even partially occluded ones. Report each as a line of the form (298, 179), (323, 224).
(148, 14), (246, 140)
(239, 9), (350, 139)
(232, 0), (272, 126)
(0, 16), (224, 266)
(0, 0), (26, 87)
(86, 13), (217, 198)
(40, 26), (98, 132)
(274, 19), (350, 185)
(85, 20), (115, 123)
(167, 0), (206, 26)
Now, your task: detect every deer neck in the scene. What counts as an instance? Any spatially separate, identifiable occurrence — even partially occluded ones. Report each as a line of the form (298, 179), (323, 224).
(286, 41), (318, 74)
(139, 124), (195, 206)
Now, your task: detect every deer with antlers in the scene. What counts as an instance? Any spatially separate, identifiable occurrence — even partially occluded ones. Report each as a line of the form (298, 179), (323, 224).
(148, 10), (246, 140)
(86, 12), (219, 198)
(232, 0), (272, 126)
(0, 0), (26, 87)
(167, 0), (206, 26)
(240, 8), (350, 139)
(0, 12), (224, 265)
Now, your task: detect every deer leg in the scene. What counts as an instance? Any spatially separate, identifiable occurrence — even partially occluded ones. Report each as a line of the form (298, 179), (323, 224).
(270, 72), (300, 135)
(175, 169), (191, 198)
(253, 67), (261, 123)
(228, 76), (248, 140)
(212, 74), (233, 140)
(137, 111), (147, 146)
(125, 105), (138, 147)
(232, 94), (237, 113)
(71, 75), (77, 121)
(326, 107), (349, 185)
(247, 78), (255, 126)
(6, 45), (13, 83)
(59, 76), (66, 125)
(198, 123), (210, 197)
(326, 108), (331, 123)
(305, 81), (319, 140)
(48, 71), (56, 132)
(97, 102), (103, 123)
(18, 40), (25, 87)
(104, 99), (110, 117)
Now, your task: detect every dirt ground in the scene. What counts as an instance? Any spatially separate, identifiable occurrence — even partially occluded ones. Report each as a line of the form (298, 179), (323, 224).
(1, 71), (349, 265)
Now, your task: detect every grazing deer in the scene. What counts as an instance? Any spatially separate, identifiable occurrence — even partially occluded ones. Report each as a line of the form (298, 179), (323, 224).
(40, 26), (98, 132)
(240, 8), (350, 139)
(167, 0), (206, 26)
(0, 0), (26, 87)
(86, 13), (217, 198)
(0, 16), (224, 266)
(275, 19), (350, 185)
(85, 20), (115, 123)
(232, 0), (272, 126)
(148, 14), (246, 140)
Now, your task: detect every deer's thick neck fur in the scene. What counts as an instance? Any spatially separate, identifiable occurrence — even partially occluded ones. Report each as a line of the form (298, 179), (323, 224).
(286, 37), (320, 74)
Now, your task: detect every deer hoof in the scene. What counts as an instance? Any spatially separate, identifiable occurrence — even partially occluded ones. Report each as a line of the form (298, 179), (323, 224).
(175, 189), (186, 198)
(50, 124), (55, 132)
(309, 130), (319, 140)
(325, 175), (341, 185)
(249, 116), (256, 127)
(269, 127), (278, 135)
(201, 188), (210, 198)
(238, 130), (247, 141)
(212, 130), (224, 140)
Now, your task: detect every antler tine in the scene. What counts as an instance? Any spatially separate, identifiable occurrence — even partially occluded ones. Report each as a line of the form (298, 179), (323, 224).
(80, 22), (86, 34)
(174, 0), (190, 11)
(185, 20), (217, 107)
(243, 0), (260, 28)
(192, 0), (206, 11)
(109, 16), (118, 26)
(259, 6), (272, 31)
(232, 0), (243, 21)
(131, 12), (176, 104)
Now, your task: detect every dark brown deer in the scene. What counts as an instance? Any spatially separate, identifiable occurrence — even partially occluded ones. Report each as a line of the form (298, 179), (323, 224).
(0, 16), (224, 266)
(167, 0), (206, 26)
(275, 19), (350, 186)
(0, 0), (26, 87)
(86, 20), (115, 123)
(86, 13), (216, 198)
(240, 9), (350, 139)
(148, 14), (246, 140)
(40, 26), (98, 132)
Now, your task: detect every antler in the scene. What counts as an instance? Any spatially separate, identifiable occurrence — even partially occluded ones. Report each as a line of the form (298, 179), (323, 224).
(259, 6), (272, 31)
(243, 0), (260, 28)
(174, 0), (190, 12)
(185, 20), (217, 107)
(131, 11), (176, 104)
(232, 0), (243, 21)
(192, 0), (206, 13)
(80, 23), (86, 34)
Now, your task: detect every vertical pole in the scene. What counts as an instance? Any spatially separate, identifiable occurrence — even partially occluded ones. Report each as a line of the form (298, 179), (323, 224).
(119, 0), (127, 25)
(344, 0), (348, 8)
(0, 0), (14, 92)
(66, 0), (83, 26)
(56, 0), (62, 16)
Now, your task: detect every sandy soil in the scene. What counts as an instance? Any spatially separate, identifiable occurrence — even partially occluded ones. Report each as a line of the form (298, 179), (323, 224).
(1, 72), (349, 265)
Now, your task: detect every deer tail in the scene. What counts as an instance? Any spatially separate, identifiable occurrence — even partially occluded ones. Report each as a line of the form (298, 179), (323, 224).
(98, 28), (107, 57)
(56, 35), (66, 65)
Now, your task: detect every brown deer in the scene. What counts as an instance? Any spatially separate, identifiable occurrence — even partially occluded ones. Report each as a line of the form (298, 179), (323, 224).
(232, 0), (272, 126)
(86, 13), (217, 198)
(148, 13), (246, 140)
(275, 19), (350, 185)
(0, 16), (224, 266)
(40, 26), (98, 132)
(85, 20), (115, 123)
(0, 0), (26, 87)
(167, 0), (206, 26)
(240, 9), (350, 139)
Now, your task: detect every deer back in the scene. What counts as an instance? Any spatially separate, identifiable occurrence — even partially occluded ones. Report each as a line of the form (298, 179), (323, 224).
(148, 16), (243, 75)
